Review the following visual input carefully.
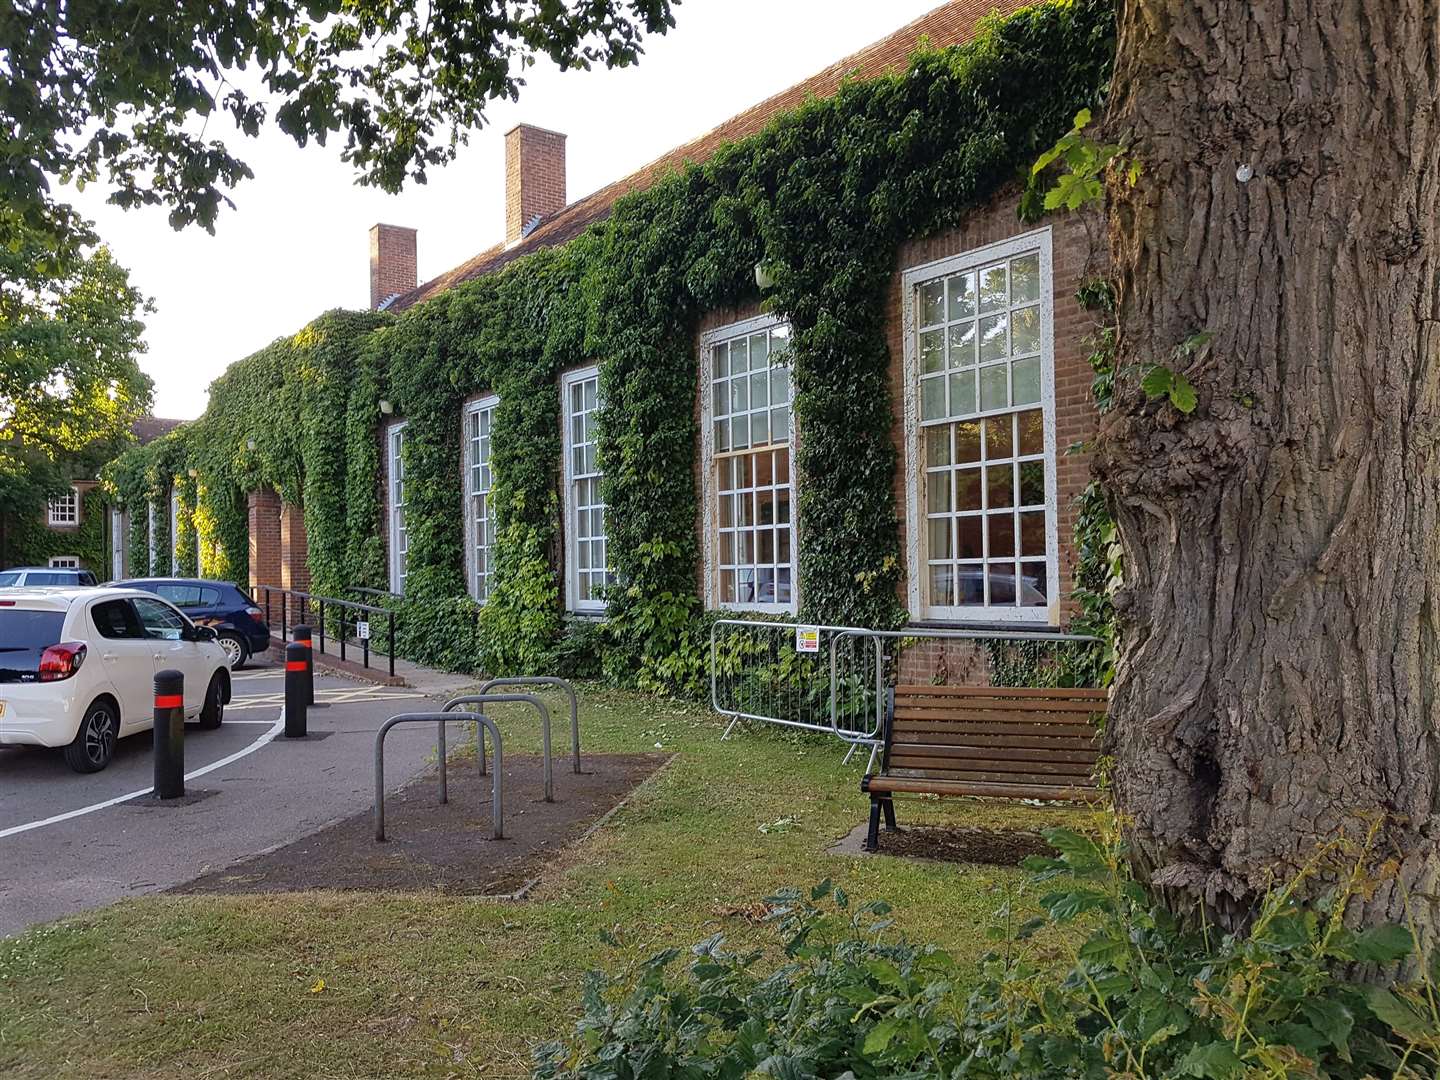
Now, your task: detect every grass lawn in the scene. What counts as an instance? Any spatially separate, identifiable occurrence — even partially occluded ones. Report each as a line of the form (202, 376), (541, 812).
(0, 684), (1099, 1079)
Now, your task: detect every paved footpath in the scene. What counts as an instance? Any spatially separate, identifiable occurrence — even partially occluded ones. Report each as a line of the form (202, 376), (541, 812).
(0, 659), (474, 937)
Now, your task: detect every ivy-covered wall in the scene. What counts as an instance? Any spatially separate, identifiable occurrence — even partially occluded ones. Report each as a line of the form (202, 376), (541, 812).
(105, 0), (1115, 692)
(3, 487), (109, 572)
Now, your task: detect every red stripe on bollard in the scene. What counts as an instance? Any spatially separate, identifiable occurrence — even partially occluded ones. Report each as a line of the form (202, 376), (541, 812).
(153, 694), (183, 709)
(285, 660), (306, 672)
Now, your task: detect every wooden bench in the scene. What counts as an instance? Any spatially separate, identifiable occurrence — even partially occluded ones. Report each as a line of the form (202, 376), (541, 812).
(860, 685), (1107, 851)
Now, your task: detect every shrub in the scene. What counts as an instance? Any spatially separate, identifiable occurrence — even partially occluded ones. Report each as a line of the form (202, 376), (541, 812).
(536, 831), (1440, 1079)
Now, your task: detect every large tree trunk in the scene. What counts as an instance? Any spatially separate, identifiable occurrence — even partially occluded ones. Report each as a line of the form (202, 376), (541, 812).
(1098, 0), (1440, 931)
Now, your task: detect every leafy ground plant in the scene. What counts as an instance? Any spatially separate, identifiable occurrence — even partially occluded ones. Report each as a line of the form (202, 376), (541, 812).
(537, 826), (1440, 1079)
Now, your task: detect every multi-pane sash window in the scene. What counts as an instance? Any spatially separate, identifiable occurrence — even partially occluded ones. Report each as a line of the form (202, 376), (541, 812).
(563, 369), (611, 611)
(907, 230), (1057, 621)
(388, 423), (409, 595)
(169, 490), (180, 573)
(708, 321), (794, 610)
(48, 488), (78, 526)
(466, 397), (497, 603)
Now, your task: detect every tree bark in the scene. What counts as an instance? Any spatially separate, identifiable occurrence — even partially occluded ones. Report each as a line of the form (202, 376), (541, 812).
(1098, 0), (1440, 931)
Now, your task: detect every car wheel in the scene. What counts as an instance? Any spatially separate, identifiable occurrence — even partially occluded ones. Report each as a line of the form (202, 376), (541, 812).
(63, 700), (119, 773)
(198, 673), (225, 730)
(216, 632), (248, 670)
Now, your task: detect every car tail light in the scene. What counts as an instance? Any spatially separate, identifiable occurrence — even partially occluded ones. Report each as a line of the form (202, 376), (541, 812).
(245, 607), (263, 618)
(38, 641), (87, 681)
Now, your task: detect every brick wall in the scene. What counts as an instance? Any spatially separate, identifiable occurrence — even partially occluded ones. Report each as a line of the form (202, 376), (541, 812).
(505, 126), (567, 244)
(370, 224), (417, 310)
(373, 196), (1105, 649)
(247, 488), (282, 594)
(280, 501), (310, 593)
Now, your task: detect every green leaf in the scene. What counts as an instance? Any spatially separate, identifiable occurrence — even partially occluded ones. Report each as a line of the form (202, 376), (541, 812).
(1348, 923), (1413, 964)
(862, 1017), (899, 1055)
(810, 879), (833, 902)
(1299, 998), (1354, 1053)
(1141, 364), (1174, 399)
(1077, 930), (1128, 969)
(1168, 373), (1198, 413)
(1177, 1040), (1243, 1078)
(1072, 107), (1092, 130)
(1366, 987), (1437, 1041)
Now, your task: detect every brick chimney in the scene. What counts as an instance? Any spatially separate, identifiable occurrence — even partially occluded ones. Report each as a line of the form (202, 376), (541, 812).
(369, 223), (417, 310)
(505, 125), (567, 246)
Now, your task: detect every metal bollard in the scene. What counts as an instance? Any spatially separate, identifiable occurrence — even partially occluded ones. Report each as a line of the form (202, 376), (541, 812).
(153, 669), (185, 799)
(292, 624), (314, 705)
(284, 641), (308, 738)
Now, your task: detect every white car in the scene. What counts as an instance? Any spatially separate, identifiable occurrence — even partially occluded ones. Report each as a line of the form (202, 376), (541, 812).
(0, 587), (232, 773)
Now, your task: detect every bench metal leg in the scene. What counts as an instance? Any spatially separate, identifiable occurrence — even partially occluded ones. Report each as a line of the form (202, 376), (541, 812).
(864, 796), (882, 852)
(881, 795), (897, 832)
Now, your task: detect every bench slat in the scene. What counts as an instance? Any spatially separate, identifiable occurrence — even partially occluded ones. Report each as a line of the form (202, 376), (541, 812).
(889, 742), (1097, 765)
(895, 685), (1107, 699)
(892, 730), (1098, 753)
(893, 719), (1099, 739)
(888, 753), (1095, 778)
(895, 695), (1104, 712)
(867, 775), (1101, 802)
(893, 706), (1099, 726)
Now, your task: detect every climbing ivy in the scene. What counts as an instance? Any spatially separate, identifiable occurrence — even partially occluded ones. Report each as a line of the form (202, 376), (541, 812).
(106, 0), (1116, 689)
(4, 487), (108, 571)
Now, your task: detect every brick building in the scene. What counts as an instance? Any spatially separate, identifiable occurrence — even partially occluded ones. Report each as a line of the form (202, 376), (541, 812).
(319, 0), (1106, 638)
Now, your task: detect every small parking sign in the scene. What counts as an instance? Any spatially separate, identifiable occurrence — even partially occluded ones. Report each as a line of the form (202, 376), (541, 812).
(356, 620), (371, 641)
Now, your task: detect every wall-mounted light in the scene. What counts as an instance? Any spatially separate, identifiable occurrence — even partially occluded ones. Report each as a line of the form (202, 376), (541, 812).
(754, 262), (776, 290)
(187, 468), (198, 478)
(379, 399), (394, 415)
(245, 438), (256, 451)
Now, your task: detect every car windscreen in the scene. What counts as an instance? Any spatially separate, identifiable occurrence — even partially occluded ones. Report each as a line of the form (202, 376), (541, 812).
(0, 610), (65, 681)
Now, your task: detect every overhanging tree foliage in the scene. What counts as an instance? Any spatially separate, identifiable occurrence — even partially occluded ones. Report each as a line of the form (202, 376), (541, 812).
(0, 228), (153, 527)
(1, 0), (675, 252)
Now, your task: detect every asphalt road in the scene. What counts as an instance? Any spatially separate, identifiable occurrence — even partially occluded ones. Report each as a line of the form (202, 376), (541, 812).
(0, 658), (468, 937)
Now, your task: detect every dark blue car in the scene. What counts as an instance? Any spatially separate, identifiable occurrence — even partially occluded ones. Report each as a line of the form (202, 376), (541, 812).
(114, 578), (271, 669)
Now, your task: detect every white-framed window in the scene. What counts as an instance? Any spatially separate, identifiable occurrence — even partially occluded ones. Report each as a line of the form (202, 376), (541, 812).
(700, 315), (796, 613)
(47, 488), (79, 526)
(110, 507), (128, 580)
(48, 555), (79, 569)
(464, 396), (498, 603)
(169, 489), (180, 573)
(561, 367), (611, 612)
(902, 227), (1059, 623)
(387, 422), (409, 596)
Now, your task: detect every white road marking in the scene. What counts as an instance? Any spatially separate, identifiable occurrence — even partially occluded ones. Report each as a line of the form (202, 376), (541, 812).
(0, 714), (286, 841)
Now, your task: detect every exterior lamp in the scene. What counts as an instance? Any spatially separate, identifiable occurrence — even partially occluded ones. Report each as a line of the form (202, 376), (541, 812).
(246, 438), (256, 451)
(187, 468), (198, 478)
(754, 262), (776, 290)
(379, 399), (394, 415)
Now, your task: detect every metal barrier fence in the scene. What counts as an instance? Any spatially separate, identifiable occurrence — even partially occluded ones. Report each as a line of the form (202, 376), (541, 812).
(259, 586), (396, 678)
(710, 619), (882, 741)
(710, 619), (1105, 757)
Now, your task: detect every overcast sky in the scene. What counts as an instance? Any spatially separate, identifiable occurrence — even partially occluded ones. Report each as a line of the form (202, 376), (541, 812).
(65, 0), (944, 419)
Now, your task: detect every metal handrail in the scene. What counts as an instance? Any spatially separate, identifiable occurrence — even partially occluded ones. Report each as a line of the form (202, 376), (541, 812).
(260, 585), (397, 678)
(476, 677), (581, 775)
(443, 693), (556, 802)
(374, 711), (504, 841)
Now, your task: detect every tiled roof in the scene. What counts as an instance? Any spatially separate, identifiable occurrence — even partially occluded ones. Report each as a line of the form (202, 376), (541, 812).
(390, 0), (1023, 311)
(131, 416), (184, 444)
